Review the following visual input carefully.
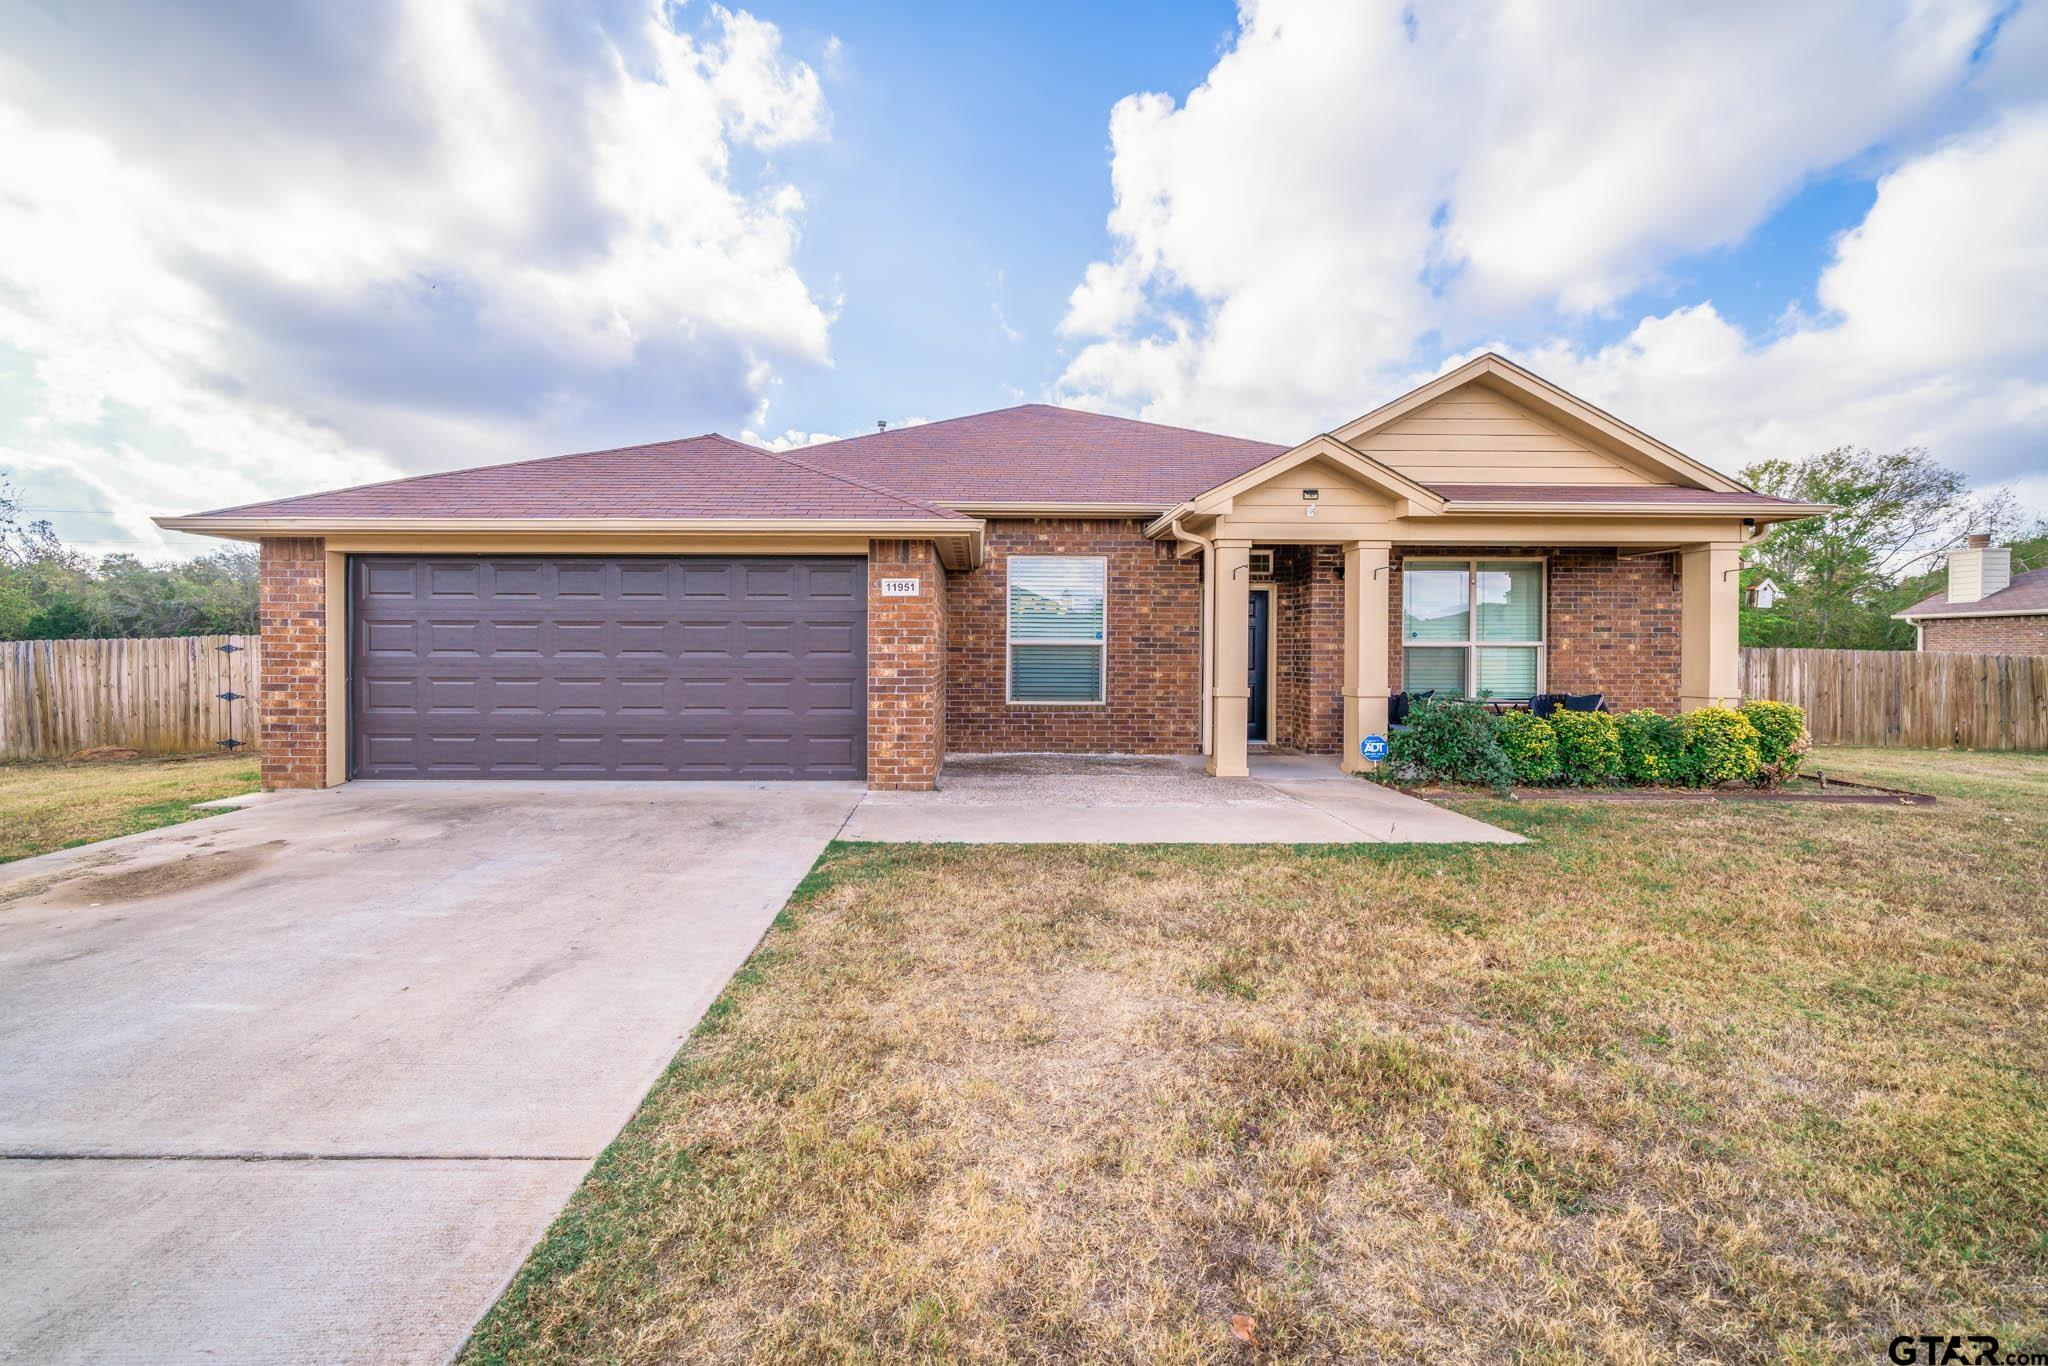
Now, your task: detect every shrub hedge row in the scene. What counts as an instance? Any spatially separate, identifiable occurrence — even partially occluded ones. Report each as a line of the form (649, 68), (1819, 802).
(1382, 699), (1809, 794)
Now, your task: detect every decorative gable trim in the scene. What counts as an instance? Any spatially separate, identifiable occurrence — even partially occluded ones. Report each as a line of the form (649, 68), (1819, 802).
(1179, 434), (1447, 521)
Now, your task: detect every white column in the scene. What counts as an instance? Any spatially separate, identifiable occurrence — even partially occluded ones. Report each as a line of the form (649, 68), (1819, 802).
(1207, 539), (1251, 777)
(1341, 540), (1392, 774)
(1679, 541), (1743, 711)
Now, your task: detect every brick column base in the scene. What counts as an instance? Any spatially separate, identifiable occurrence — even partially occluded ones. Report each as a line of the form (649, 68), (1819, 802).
(867, 540), (946, 789)
(258, 537), (329, 789)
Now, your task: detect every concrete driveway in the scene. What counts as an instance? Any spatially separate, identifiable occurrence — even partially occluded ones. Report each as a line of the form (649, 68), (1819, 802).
(0, 780), (860, 1364)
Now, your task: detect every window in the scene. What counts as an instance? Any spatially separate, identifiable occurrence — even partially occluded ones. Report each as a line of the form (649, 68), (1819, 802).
(1401, 559), (1544, 699)
(1008, 555), (1107, 703)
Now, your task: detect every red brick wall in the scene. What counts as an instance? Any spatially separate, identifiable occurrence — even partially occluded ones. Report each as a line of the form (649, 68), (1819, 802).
(258, 536), (328, 789)
(1919, 614), (2048, 654)
(1386, 547), (1683, 713)
(867, 539), (946, 789)
(946, 519), (1200, 754)
(1272, 546), (1343, 753)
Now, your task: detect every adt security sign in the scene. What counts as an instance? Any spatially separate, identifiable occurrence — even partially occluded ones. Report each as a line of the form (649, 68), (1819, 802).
(1359, 733), (1390, 763)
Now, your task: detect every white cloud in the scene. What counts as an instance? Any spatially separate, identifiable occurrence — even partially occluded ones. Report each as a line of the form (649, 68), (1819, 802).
(1508, 105), (2048, 496)
(1053, 0), (2046, 506)
(742, 416), (928, 450)
(0, 0), (835, 555)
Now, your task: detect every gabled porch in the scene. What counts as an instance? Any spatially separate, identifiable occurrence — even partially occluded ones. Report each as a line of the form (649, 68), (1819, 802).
(1143, 356), (1825, 779)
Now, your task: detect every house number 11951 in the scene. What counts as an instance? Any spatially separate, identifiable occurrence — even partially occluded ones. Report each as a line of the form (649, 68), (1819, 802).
(879, 577), (921, 597)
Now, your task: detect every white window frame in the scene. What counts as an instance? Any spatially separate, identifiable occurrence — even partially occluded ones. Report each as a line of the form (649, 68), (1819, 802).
(1005, 554), (1109, 706)
(1400, 557), (1548, 700)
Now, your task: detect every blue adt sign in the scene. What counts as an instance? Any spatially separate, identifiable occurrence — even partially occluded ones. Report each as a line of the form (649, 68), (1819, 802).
(1360, 733), (1390, 762)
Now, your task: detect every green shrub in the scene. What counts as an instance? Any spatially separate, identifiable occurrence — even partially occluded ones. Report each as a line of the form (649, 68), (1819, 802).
(1383, 699), (1514, 794)
(1739, 699), (1810, 785)
(1491, 710), (1560, 785)
(1549, 708), (1623, 785)
(1615, 709), (1683, 785)
(1676, 706), (1761, 786)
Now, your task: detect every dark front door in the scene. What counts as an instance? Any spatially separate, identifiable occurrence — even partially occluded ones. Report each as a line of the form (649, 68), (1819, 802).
(1247, 589), (1270, 742)
(349, 555), (867, 780)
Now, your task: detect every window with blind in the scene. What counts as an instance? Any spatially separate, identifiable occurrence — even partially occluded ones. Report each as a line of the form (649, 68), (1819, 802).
(1008, 555), (1107, 703)
(1401, 559), (1544, 699)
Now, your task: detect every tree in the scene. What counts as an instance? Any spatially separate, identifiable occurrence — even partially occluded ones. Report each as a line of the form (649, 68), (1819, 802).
(1739, 447), (1991, 650)
(0, 473), (258, 640)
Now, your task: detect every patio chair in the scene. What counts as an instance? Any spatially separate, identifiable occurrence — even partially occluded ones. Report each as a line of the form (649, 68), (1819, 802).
(1388, 689), (1434, 730)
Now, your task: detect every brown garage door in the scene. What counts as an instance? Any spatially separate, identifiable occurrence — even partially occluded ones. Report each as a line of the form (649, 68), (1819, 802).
(349, 556), (866, 780)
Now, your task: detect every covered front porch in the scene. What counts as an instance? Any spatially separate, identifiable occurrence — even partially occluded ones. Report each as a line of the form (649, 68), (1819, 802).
(1195, 538), (1743, 778)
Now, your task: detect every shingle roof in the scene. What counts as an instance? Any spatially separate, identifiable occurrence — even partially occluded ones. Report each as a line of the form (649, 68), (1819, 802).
(796, 404), (1288, 505)
(1429, 484), (1818, 509)
(1898, 564), (2048, 618)
(184, 434), (970, 522)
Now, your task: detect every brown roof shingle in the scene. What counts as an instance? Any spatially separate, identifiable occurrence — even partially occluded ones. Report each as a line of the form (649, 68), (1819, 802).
(185, 434), (971, 522)
(796, 404), (1288, 505)
(1899, 564), (2048, 618)
(1429, 484), (1818, 509)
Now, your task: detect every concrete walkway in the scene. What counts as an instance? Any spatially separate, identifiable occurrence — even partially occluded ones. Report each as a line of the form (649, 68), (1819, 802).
(0, 780), (861, 1365)
(842, 753), (1522, 844)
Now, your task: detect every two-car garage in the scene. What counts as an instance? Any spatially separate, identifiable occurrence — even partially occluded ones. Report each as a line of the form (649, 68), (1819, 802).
(348, 556), (868, 780)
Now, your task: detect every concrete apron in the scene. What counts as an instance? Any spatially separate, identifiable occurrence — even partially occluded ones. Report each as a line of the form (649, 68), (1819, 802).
(842, 753), (1523, 845)
(0, 779), (861, 1365)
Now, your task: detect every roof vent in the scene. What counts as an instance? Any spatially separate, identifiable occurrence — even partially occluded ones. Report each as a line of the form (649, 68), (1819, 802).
(876, 419), (889, 433)
(1947, 536), (2011, 604)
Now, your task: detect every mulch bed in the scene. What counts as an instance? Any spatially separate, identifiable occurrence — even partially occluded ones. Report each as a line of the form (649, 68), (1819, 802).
(1418, 773), (1936, 806)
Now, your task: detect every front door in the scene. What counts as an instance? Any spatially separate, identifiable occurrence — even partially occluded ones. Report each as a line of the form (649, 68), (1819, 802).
(1247, 588), (1270, 742)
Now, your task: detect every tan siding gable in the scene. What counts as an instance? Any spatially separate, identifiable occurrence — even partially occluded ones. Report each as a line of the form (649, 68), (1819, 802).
(1351, 388), (1659, 487)
(1223, 456), (1398, 541)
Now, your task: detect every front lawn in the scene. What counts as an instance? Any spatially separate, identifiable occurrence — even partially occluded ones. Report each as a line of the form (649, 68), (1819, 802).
(0, 753), (261, 864)
(467, 747), (2048, 1362)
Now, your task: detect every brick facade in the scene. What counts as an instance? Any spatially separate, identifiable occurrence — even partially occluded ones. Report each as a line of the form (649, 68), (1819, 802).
(258, 536), (328, 789)
(1271, 545), (1344, 753)
(1917, 614), (2048, 654)
(866, 539), (947, 789)
(1385, 546), (1684, 714)
(946, 519), (1201, 754)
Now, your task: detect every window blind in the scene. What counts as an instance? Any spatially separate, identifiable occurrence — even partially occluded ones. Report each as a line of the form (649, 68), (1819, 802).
(1476, 561), (1542, 641)
(1402, 566), (1470, 641)
(1008, 556), (1106, 703)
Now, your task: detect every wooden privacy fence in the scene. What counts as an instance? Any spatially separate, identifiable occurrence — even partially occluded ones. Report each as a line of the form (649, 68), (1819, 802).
(1741, 646), (2048, 751)
(0, 635), (260, 762)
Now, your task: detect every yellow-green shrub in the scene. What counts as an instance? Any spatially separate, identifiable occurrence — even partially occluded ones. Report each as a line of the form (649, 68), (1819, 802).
(1739, 699), (1810, 785)
(1677, 707), (1761, 786)
(1550, 709), (1622, 785)
(1491, 710), (1560, 785)
(1615, 709), (1683, 785)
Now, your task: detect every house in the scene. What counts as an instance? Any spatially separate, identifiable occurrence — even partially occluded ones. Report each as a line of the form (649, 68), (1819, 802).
(1894, 535), (2048, 653)
(157, 353), (1829, 790)
(1745, 576), (1782, 610)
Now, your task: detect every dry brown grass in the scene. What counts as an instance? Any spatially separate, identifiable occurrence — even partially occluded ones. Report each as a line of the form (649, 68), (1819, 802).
(467, 747), (2048, 1363)
(0, 752), (259, 863)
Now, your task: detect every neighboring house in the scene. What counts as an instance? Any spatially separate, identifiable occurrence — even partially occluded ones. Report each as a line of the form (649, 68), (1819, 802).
(1894, 535), (2048, 653)
(157, 353), (1828, 791)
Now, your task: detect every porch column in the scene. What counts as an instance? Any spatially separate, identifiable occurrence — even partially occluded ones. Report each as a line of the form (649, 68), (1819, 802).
(1679, 541), (1743, 711)
(1340, 540), (1392, 774)
(1207, 538), (1252, 777)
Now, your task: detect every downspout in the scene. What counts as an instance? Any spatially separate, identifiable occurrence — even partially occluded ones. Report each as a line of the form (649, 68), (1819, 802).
(1166, 514), (1214, 757)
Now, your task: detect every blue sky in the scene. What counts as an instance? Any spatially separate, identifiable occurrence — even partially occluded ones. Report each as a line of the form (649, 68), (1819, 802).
(1, 0), (2043, 557)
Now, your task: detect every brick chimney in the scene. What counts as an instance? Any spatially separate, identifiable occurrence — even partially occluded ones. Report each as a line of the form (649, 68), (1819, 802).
(1946, 533), (2011, 604)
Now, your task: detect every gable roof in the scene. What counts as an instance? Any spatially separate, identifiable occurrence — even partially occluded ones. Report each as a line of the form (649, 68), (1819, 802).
(1896, 565), (2048, 619)
(157, 359), (1826, 542)
(793, 404), (1288, 507)
(1181, 434), (1447, 519)
(1333, 353), (1750, 493)
(163, 434), (972, 525)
